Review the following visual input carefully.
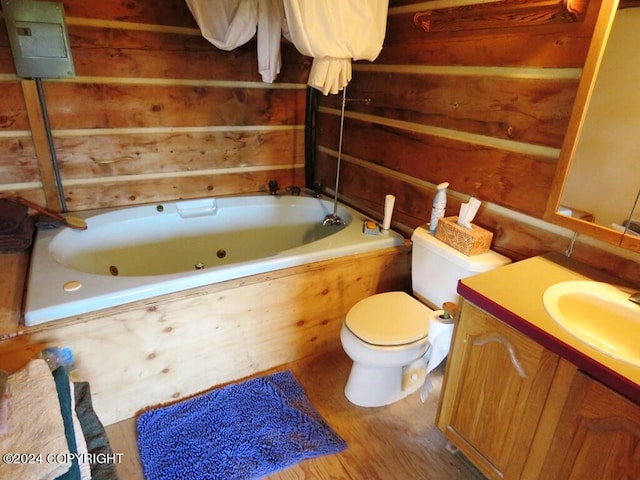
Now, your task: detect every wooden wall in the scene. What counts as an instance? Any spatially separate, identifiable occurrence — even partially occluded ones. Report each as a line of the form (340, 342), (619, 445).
(1, 0), (638, 283)
(0, 0), (311, 212)
(314, 0), (640, 284)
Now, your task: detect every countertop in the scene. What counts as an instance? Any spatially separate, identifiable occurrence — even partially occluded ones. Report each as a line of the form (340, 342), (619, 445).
(458, 253), (640, 404)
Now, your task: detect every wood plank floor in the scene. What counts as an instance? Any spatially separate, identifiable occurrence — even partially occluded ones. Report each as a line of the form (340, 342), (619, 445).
(105, 346), (485, 479)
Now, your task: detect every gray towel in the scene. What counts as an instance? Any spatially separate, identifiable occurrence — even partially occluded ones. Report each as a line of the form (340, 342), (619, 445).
(0, 199), (28, 234)
(0, 215), (34, 252)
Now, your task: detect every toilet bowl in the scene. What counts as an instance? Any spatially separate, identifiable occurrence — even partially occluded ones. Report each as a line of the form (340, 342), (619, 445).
(340, 291), (434, 407)
(340, 226), (512, 407)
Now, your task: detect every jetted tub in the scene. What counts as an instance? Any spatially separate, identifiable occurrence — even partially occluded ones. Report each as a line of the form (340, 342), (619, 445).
(25, 194), (404, 326)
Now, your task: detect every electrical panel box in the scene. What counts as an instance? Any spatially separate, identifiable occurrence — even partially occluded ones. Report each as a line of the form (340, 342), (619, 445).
(1, 0), (75, 78)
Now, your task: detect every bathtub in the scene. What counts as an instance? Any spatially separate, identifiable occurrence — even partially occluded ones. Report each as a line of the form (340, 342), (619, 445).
(24, 194), (404, 326)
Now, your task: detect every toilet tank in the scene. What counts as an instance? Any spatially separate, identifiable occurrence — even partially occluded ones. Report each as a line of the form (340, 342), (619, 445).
(410, 226), (511, 310)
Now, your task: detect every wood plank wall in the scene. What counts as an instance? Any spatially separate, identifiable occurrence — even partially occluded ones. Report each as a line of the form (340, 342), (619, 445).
(0, 0), (311, 211)
(1, 0), (638, 284)
(313, 0), (640, 285)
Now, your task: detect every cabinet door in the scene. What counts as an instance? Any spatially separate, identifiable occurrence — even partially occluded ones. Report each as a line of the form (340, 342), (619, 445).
(541, 371), (640, 479)
(437, 301), (559, 480)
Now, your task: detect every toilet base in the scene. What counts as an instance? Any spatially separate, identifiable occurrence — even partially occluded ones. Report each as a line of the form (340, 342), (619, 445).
(344, 348), (431, 407)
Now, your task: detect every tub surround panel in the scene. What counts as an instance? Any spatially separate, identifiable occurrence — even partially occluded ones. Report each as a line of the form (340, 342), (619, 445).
(1, 245), (411, 425)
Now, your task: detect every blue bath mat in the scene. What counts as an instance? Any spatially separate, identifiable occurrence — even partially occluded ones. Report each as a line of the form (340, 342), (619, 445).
(136, 370), (347, 480)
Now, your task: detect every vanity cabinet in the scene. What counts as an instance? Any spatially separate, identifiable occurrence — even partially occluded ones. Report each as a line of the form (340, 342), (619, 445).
(537, 369), (640, 479)
(437, 299), (640, 480)
(436, 301), (559, 479)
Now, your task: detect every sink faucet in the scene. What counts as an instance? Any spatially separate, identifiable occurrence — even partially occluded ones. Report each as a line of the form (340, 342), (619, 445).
(268, 180), (279, 195)
(629, 292), (640, 306)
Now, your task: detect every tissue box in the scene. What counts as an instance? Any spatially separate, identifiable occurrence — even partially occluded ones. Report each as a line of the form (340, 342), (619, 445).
(435, 216), (493, 256)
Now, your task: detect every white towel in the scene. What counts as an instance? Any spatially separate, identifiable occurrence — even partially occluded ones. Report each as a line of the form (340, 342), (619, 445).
(0, 359), (71, 480)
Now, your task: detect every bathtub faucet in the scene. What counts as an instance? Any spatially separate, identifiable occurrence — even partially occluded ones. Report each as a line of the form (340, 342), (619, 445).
(268, 180), (302, 196)
(630, 292), (640, 306)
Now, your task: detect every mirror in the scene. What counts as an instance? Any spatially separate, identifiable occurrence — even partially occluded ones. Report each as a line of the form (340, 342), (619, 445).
(545, 1), (640, 254)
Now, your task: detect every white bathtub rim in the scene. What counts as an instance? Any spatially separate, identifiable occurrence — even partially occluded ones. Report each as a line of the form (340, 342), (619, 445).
(25, 194), (404, 326)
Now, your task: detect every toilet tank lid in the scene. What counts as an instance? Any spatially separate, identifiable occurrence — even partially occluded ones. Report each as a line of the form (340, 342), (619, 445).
(411, 226), (511, 272)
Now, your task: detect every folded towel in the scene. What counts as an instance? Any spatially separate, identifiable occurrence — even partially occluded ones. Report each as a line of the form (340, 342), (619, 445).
(0, 215), (34, 252)
(69, 381), (92, 480)
(52, 367), (81, 480)
(0, 359), (71, 480)
(0, 199), (28, 234)
(0, 370), (9, 435)
(73, 381), (119, 480)
(0, 217), (33, 253)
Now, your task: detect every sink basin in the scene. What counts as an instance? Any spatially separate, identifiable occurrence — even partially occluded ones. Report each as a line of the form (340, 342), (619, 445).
(543, 281), (640, 367)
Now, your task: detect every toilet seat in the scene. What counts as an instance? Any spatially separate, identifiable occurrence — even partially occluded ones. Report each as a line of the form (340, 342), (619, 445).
(345, 292), (430, 346)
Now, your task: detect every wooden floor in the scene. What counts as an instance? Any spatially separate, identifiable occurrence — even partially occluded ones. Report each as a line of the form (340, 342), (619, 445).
(105, 346), (485, 480)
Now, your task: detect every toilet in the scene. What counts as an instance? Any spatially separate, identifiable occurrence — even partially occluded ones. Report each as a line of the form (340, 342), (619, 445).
(340, 225), (511, 407)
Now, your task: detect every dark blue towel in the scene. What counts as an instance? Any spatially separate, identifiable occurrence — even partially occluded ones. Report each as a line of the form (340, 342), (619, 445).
(137, 371), (346, 480)
(52, 367), (81, 480)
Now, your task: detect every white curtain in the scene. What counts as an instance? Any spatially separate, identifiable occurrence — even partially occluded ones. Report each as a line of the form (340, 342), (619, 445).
(185, 0), (286, 83)
(283, 0), (388, 95)
(185, 0), (388, 95)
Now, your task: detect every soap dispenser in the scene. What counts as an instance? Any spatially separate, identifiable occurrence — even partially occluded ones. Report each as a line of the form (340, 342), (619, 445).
(429, 182), (449, 233)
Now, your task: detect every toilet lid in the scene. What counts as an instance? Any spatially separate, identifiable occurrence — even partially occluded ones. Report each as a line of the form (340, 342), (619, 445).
(345, 292), (430, 346)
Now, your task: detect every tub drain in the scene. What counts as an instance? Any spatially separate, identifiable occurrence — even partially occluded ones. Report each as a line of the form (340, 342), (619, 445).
(217, 249), (226, 259)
